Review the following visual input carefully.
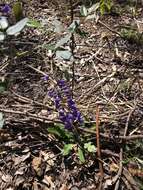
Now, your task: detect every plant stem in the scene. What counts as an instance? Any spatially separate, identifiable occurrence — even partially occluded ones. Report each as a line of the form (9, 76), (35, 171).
(96, 105), (104, 178)
(69, 0), (75, 97)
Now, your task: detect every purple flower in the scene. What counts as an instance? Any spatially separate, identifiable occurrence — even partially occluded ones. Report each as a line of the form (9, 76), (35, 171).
(67, 98), (76, 109)
(72, 109), (78, 118)
(59, 109), (66, 122)
(65, 122), (72, 129)
(1, 5), (11, 14)
(76, 111), (83, 124)
(66, 113), (74, 123)
(46, 79), (84, 130)
(63, 87), (71, 97)
(48, 89), (57, 98)
(57, 80), (72, 98)
(57, 80), (65, 88)
(54, 96), (61, 109)
(42, 75), (49, 81)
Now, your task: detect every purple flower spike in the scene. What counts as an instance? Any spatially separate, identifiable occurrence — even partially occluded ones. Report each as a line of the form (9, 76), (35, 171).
(57, 80), (65, 88)
(48, 89), (57, 98)
(65, 122), (72, 130)
(59, 109), (66, 122)
(68, 98), (75, 108)
(54, 96), (61, 109)
(76, 111), (83, 124)
(46, 78), (84, 130)
(42, 75), (49, 81)
(2, 4), (11, 14)
(66, 113), (74, 123)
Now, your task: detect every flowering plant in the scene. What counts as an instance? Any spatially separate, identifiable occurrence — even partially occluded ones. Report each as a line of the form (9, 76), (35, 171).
(48, 79), (83, 130)
(0, 4), (28, 41)
(1, 4), (11, 14)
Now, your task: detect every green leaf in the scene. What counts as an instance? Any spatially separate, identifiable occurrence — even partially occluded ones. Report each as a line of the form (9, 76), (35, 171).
(0, 112), (4, 129)
(75, 28), (88, 37)
(80, 5), (88, 16)
(27, 19), (42, 28)
(56, 50), (73, 61)
(55, 34), (71, 49)
(134, 157), (143, 166)
(6, 18), (28, 35)
(62, 144), (74, 156)
(0, 81), (7, 93)
(88, 3), (100, 14)
(106, 0), (112, 11)
(68, 20), (80, 33)
(13, 2), (23, 21)
(47, 124), (73, 140)
(84, 142), (96, 152)
(100, 3), (106, 15)
(85, 14), (99, 22)
(78, 147), (85, 163)
(44, 44), (56, 51)
(0, 16), (9, 30)
(53, 19), (64, 33)
(0, 32), (5, 41)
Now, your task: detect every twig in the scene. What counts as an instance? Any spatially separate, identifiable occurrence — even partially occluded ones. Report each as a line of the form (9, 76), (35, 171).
(114, 107), (136, 189)
(123, 168), (140, 190)
(98, 20), (121, 37)
(124, 107), (136, 137)
(78, 127), (143, 141)
(11, 90), (53, 110)
(96, 105), (104, 189)
(79, 71), (116, 102)
(113, 149), (123, 189)
(0, 108), (142, 142)
(0, 62), (9, 72)
(26, 64), (56, 84)
(121, 176), (133, 190)
(0, 108), (61, 124)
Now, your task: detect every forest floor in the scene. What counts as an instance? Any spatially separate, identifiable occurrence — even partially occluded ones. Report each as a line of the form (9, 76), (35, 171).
(0, 0), (143, 189)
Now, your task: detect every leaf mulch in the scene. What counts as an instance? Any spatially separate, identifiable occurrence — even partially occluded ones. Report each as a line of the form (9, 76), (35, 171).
(0, 0), (143, 189)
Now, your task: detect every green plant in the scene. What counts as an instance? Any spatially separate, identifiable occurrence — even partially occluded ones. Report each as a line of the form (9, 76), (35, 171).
(0, 78), (7, 93)
(61, 141), (96, 163)
(0, 4), (28, 41)
(0, 3), (41, 42)
(100, 0), (112, 15)
(0, 112), (4, 129)
(120, 27), (143, 45)
(80, 0), (113, 18)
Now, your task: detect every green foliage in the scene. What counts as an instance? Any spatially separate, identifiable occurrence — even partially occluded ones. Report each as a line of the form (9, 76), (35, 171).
(0, 79), (7, 93)
(68, 20), (88, 37)
(62, 144), (85, 164)
(78, 147), (85, 163)
(100, 0), (112, 15)
(7, 18), (28, 35)
(84, 142), (96, 152)
(56, 50), (73, 61)
(48, 124), (96, 162)
(0, 2), (42, 42)
(0, 112), (4, 128)
(80, 5), (88, 16)
(55, 34), (71, 49)
(120, 27), (143, 45)
(62, 144), (74, 155)
(45, 19), (87, 61)
(0, 17), (29, 41)
(47, 124), (74, 141)
(80, 0), (113, 22)
(12, 2), (23, 21)
(27, 19), (42, 28)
